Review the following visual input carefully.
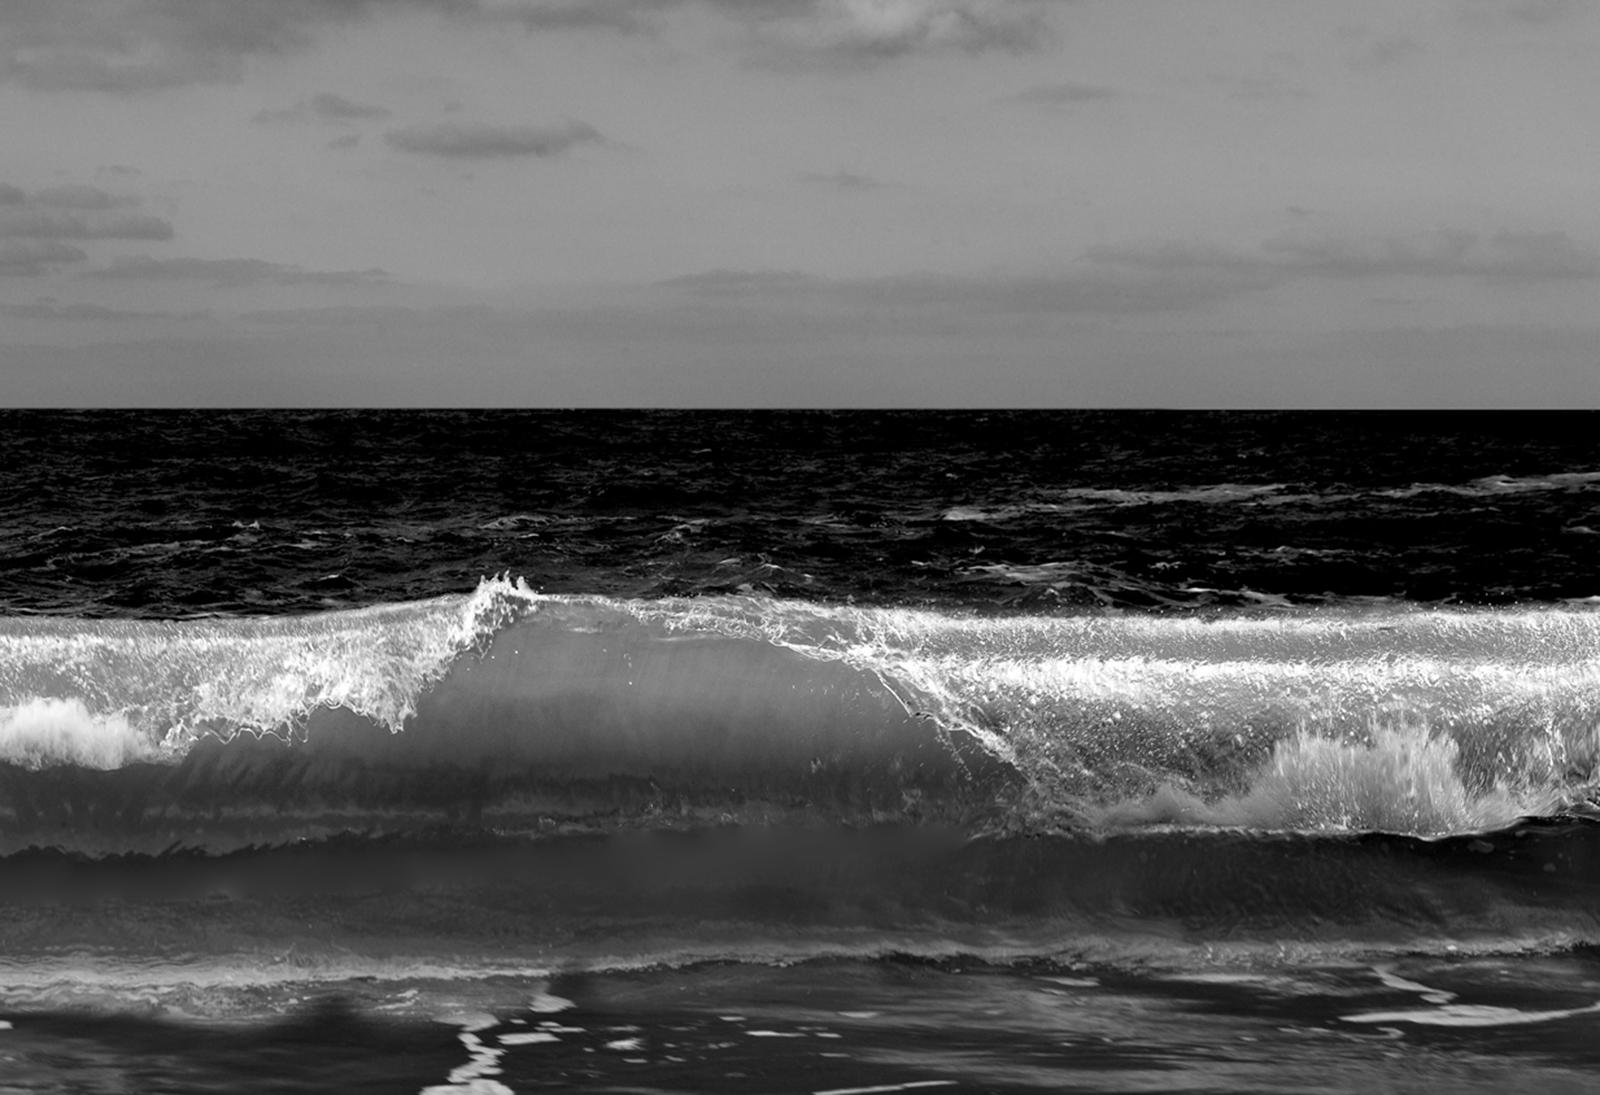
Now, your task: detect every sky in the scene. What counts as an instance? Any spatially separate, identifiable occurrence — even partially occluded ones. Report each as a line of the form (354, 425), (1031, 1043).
(1, 0), (1597, 406)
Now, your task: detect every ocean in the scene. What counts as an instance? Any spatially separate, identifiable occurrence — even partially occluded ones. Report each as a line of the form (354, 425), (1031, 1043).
(2, 409), (1599, 1094)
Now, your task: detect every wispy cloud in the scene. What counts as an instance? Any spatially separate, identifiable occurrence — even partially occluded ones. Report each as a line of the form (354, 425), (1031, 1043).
(736, 0), (1053, 64)
(658, 269), (826, 295)
(466, 0), (1057, 61)
(384, 119), (605, 159)
(310, 91), (393, 120)
(467, 0), (665, 33)
(1011, 81), (1117, 106)
(1343, 33), (1424, 70)
(1269, 230), (1600, 280)
(1207, 71), (1312, 102)
(255, 92), (393, 125)
(83, 256), (389, 287)
(0, 208), (174, 241)
(0, 183), (172, 241)
(1, 0), (1056, 92)
(0, 299), (205, 321)
(0, 0), (362, 92)
(657, 264), (1252, 315)
(797, 169), (890, 190)
(653, 228), (1600, 319)
(0, 240), (88, 277)
(1459, 0), (1587, 25)
(1091, 229), (1600, 283)
(32, 184), (140, 210)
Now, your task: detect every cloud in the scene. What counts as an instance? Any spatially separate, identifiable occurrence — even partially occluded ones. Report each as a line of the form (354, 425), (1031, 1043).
(658, 269), (826, 294)
(328, 134), (362, 150)
(463, 0), (1056, 60)
(0, 183), (171, 268)
(1459, 0), (1586, 24)
(0, 240), (88, 276)
(1344, 34), (1424, 70)
(1263, 230), (1600, 280)
(384, 119), (605, 159)
(657, 229), (1600, 320)
(1208, 71), (1311, 102)
(466, 0), (665, 33)
(1091, 229), (1600, 284)
(797, 169), (889, 190)
(84, 256), (389, 287)
(0, 299), (204, 321)
(735, 0), (1052, 63)
(0, 208), (174, 241)
(255, 91), (393, 124)
(862, 270), (1257, 314)
(1012, 81), (1117, 105)
(2, 0), (1055, 93)
(311, 91), (392, 120)
(0, 0), (377, 92)
(657, 264), (1252, 315)
(31, 184), (139, 210)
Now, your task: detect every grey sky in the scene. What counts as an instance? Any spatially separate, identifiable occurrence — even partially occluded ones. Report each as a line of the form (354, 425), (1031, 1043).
(1, 0), (1596, 405)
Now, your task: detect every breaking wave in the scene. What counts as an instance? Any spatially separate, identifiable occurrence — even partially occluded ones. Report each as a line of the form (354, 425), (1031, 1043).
(2, 577), (1600, 852)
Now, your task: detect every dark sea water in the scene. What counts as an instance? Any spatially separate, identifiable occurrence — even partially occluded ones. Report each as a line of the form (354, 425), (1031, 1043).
(3, 410), (1600, 1094)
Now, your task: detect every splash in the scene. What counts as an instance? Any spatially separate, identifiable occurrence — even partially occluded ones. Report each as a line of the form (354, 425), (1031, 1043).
(0, 698), (159, 770)
(1095, 723), (1549, 835)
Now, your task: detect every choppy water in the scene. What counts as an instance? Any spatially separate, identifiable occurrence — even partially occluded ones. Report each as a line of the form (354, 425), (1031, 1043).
(2, 410), (1599, 1093)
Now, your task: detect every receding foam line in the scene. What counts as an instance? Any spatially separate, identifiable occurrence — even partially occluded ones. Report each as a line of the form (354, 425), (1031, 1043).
(1342, 1002), (1600, 1027)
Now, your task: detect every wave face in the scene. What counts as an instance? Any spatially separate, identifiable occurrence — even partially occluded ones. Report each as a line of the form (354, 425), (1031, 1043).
(3, 578), (1600, 855)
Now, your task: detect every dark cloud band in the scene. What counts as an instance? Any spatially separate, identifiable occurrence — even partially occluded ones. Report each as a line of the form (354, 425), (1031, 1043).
(384, 119), (604, 159)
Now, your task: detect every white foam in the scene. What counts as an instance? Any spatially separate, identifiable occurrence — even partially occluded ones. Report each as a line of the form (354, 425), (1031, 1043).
(422, 1013), (510, 1095)
(526, 991), (574, 1013)
(1342, 1002), (1600, 1027)
(499, 1031), (558, 1045)
(0, 575), (538, 767)
(1372, 967), (1455, 1004)
(0, 698), (164, 769)
(1384, 471), (1600, 499)
(1100, 724), (1540, 835)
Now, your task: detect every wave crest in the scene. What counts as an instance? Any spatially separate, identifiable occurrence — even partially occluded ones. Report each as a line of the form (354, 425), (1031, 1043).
(0, 574), (538, 762)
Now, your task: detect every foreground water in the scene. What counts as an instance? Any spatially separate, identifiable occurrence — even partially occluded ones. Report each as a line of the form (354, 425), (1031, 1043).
(9, 957), (1600, 1094)
(2, 411), (1598, 1092)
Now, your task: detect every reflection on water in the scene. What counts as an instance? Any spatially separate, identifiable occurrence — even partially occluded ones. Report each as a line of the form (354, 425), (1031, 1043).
(5, 955), (1600, 1093)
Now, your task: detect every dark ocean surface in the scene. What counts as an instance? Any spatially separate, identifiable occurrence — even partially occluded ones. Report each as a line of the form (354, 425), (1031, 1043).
(2, 410), (1600, 1093)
